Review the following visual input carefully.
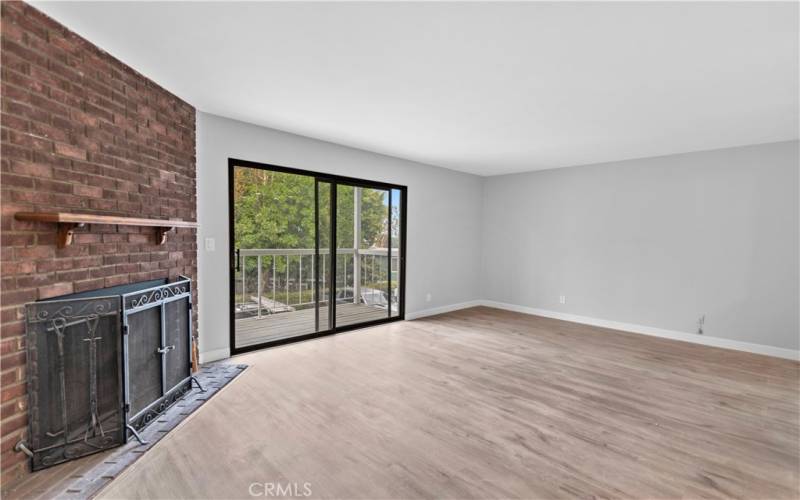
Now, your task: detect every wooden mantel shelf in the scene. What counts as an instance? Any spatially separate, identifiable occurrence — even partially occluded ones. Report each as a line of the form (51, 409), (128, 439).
(14, 212), (198, 248)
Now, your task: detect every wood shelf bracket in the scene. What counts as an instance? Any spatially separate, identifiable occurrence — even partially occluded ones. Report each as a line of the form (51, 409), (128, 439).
(57, 223), (84, 249)
(155, 227), (175, 245)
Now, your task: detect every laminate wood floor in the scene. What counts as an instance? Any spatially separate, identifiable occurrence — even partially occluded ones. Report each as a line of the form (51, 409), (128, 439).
(98, 307), (799, 499)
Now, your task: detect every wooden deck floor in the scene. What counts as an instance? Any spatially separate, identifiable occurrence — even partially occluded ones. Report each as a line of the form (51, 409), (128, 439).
(235, 303), (390, 347)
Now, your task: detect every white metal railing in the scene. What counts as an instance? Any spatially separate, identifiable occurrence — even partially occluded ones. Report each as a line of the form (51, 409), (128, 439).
(236, 248), (400, 318)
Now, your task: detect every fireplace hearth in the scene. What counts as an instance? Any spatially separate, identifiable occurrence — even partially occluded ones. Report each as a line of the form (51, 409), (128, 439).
(18, 277), (200, 471)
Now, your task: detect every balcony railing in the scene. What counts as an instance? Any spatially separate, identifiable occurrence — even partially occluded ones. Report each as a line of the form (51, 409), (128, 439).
(235, 248), (400, 319)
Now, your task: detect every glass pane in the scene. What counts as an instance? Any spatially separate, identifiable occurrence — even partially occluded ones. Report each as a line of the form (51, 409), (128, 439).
(390, 188), (402, 317)
(335, 185), (391, 327)
(233, 166), (322, 348)
(317, 181), (331, 332)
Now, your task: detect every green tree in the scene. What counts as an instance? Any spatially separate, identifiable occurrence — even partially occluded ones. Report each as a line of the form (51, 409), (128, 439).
(233, 169), (389, 250)
(233, 168), (392, 307)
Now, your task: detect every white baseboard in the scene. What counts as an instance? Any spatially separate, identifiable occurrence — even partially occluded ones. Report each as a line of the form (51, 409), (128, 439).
(405, 300), (483, 320)
(199, 347), (230, 364)
(481, 300), (799, 361)
(198, 300), (798, 363)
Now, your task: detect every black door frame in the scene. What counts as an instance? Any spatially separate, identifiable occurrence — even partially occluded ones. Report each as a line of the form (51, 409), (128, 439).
(228, 158), (408, 356)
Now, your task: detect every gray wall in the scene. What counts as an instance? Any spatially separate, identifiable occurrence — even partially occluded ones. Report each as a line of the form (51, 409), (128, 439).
(197, 112), (484, 360)
(198, 114), (797, 360)
(482, 141), (799, 351)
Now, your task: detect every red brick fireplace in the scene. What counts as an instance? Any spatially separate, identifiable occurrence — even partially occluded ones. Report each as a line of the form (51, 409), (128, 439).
(1, 1), (197, 486)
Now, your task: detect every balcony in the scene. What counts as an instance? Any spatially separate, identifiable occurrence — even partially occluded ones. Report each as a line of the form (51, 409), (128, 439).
(234, 247), (400, 347)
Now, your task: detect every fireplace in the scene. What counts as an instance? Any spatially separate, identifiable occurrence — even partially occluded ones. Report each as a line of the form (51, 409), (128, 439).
(20, 277), (197, 471)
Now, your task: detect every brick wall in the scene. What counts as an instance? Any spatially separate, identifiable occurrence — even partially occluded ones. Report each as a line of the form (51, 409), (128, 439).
(0, 1), (197, 486)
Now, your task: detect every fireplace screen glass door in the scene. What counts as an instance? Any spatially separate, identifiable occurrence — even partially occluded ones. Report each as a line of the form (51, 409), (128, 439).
(230, 161), (406, 353)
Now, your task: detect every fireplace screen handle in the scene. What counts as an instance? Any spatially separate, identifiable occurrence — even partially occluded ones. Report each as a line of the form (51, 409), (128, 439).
(156, 345), (175, 354)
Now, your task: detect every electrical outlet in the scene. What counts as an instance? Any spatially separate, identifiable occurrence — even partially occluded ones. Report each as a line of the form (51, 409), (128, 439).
(426, 293), (432, 303)
(697, 314), (705, 335)
(559, 295), (566, 305)
(204, 237), (215, 252)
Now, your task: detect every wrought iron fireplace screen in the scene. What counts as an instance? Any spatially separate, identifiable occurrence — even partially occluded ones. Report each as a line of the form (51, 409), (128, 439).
(24, 296), (125, 470)
(122, 278), (194, 431)
(21, 277), (195, 471)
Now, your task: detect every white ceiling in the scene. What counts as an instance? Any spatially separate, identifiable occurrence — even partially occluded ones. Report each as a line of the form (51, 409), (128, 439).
(33, 1), (799, 176)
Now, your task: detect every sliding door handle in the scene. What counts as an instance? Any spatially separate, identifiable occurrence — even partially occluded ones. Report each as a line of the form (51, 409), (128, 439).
(235, 248), (241, 272)
(156, 345), (175, 355)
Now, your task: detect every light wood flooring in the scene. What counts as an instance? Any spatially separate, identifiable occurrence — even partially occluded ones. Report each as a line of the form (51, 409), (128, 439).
(67, 307), (800, 498)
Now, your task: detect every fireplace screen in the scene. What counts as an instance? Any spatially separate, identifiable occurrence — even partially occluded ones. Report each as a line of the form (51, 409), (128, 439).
(22, 277), (195, 470)
(122, 278), (193, 431)
(24, 296), (125, 470)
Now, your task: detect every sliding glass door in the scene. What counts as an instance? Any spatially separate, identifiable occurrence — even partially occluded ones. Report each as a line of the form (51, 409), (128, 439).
(334, 184), (400, 327)
(231, 168), (319, 348)
(229, 160), (406, 354)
